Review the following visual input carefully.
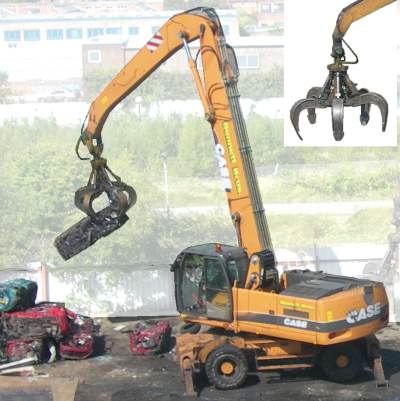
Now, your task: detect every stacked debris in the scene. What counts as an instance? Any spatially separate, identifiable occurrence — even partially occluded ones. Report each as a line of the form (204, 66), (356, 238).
(0, 279), (96, 368)
(0, 279), (37, 313)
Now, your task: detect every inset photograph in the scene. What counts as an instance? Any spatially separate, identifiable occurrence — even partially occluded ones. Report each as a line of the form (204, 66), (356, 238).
(284, 0), (397, 147)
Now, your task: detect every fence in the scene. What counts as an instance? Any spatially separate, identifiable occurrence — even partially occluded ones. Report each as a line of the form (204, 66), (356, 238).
(1, 243), (398, 321)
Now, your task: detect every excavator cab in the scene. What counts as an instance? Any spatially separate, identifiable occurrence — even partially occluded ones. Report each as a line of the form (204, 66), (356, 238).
(172, 244), (249, 322)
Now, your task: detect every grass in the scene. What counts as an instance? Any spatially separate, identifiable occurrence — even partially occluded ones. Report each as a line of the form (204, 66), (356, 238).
(256, 208), (393, 249)
(158, 170), (396, 208)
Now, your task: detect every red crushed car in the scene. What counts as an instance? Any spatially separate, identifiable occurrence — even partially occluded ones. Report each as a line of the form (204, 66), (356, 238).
(0, 302), (96, 363)
(129, 320), (171, 356)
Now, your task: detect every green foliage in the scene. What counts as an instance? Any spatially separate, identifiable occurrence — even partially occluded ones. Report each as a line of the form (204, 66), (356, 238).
(267, 25), (284, 36)
(176, 115), (215, 176)
(237, 11), (257, 36)
(0, 114), (397, 270)
(83, 68), (284, 103)
(238, 65), (283, 98)
(265, 162), (399, 203)
(246, 113), (283, 163)
(268, 208), (392, 248)
(0, 71), (9, 103)
(83, 68), (118, 100)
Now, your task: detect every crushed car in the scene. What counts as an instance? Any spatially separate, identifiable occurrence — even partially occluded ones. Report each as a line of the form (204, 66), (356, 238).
(129, 320), (171, 356)
(0, 279), (96, 364)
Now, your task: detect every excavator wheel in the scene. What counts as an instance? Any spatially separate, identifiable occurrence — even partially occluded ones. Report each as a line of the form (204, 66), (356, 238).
(205, 343), (248, 390)
(320, 343), (363, 383)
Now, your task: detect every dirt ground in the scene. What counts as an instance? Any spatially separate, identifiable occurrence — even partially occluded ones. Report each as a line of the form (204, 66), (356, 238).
(17, 319), (400, 401)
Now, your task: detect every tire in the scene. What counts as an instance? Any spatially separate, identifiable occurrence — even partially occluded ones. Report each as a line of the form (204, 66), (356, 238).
(205, 343), (248, 390)
(180, 323), (201, 335)
(320, 343), (364, 383)
(159, 328), (172, 353)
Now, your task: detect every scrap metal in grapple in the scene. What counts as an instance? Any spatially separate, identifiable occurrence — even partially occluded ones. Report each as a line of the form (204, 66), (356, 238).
(54, 207), (129, 260)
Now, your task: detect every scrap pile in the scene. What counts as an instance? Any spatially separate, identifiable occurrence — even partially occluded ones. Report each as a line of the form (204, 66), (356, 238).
(0, 279), (96, 371)
(129, 320), (171, 356)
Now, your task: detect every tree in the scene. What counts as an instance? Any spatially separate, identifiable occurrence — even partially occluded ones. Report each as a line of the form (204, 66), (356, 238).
(0, 71), (9, 103)
(83, 67), (284, 104)
(0, 115), (397, 269)
(83, 69), (118, 100)
(237, 11), (257, 36)
(238, 66), (283, 99)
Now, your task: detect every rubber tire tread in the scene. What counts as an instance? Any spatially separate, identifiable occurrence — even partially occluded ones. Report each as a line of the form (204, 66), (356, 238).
(180, 323), (201, 335)
(321, 343), (363, 383)
(205, 343), (248, 390)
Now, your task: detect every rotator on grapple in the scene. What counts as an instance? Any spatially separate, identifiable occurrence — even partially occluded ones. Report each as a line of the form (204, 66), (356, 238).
(290, 0), (392, 141)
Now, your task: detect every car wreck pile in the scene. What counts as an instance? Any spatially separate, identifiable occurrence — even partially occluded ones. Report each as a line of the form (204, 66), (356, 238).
(129, 320), (171, 356)
(0, 279), (96, 364)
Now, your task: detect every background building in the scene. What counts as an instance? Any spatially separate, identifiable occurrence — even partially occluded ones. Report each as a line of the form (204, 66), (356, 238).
(0, 4), (237, 82)
(229, 0), (284, 34)
(0, 0), (284, 90)
(82, 35), (283, 76)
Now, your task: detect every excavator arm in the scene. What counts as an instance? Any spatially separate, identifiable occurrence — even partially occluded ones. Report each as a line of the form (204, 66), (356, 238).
(55, 7), (273, 264)
(332, 0), (396, 58)
(334, 0), (395, 37)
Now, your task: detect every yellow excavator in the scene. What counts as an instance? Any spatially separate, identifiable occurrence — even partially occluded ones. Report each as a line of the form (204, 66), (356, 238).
(55, 3), (391, 396)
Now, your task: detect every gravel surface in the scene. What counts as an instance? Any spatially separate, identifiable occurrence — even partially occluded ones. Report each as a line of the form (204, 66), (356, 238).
(31, 319), (400, 401)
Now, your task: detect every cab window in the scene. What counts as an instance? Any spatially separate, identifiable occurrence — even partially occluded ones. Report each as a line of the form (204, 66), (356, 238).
(226, 257), (248, 287)
(180, 254), (206, 314)
(205, 259), (228, 289)
(204, 257), (232, 321)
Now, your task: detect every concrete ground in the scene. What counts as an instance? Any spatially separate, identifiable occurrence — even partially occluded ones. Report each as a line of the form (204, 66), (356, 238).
(30, 320), (400, 401)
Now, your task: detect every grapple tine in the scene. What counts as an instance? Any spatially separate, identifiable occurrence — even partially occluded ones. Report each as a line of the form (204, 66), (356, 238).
(75, 185), (102, 220)
(349, 92), (388, 132)
(332, 97), (345, 141)
(360, 102), (371, 126)
(290, 98), (319, 141)
(358, 88), (371, 126)
(108, 181), (137, 217)
(306, 87), (323, 124)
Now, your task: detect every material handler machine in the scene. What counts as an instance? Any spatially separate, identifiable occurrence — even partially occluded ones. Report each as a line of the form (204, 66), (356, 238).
(55, 6), (389, 395)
